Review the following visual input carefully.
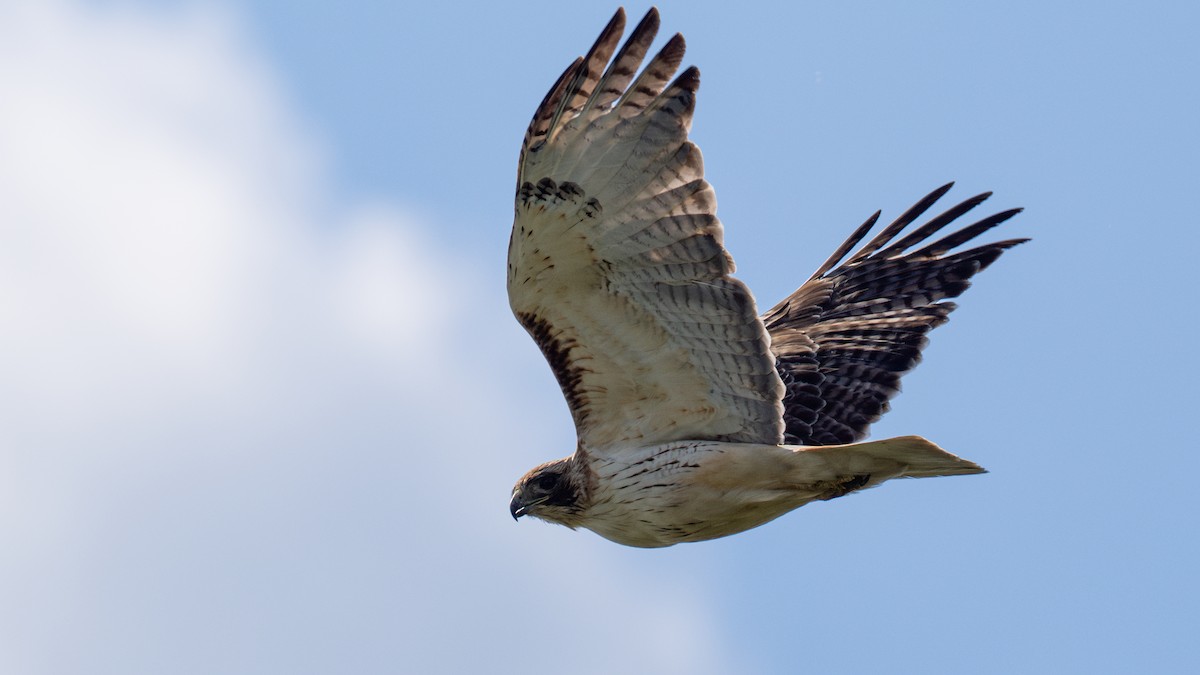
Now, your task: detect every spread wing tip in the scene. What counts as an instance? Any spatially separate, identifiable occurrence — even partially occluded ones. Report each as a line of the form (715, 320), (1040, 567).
(819, 184), (1027, 278)
(523, 8), (693, 161)
(771, 184), (1027, 446)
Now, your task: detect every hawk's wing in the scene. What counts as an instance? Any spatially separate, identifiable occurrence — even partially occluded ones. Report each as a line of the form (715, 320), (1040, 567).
(763, 184), (1027, 445)
(508, 8), (784, 451)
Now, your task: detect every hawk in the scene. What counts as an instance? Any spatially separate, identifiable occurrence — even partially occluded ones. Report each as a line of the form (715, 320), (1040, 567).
(507, 8), (1026, 548)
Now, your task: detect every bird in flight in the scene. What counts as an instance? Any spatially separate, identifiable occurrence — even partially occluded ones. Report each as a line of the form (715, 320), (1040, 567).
(507, 7), (1026, 547)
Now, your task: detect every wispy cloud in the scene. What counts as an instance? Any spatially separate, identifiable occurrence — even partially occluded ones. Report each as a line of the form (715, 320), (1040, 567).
(0, 2), (728, 673)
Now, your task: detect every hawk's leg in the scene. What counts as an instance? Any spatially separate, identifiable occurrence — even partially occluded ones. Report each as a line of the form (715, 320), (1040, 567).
(816, 474), (871, 501)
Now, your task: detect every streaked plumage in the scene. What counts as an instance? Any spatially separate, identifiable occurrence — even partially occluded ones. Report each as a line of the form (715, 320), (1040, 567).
(507, 8), (1026, 548)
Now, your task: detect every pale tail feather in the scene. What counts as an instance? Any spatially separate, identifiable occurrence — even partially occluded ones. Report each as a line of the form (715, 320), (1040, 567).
(792, 434), (985, 486)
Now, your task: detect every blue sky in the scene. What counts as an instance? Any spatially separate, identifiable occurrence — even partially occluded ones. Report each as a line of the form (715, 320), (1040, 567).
(2, 1), (1197, 673)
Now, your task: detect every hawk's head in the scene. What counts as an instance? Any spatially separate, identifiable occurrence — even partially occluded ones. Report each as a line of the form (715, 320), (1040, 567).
(510, 456), (588, 527)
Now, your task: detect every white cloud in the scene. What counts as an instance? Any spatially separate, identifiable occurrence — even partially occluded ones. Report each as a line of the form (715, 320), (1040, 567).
(0, 2), (730, 674)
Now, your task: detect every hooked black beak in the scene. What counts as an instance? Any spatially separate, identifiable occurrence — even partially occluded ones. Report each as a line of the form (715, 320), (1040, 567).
(510, 493), (525, 521)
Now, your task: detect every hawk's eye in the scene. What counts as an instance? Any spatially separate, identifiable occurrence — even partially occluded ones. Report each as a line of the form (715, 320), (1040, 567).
(536, 474), (558, 491)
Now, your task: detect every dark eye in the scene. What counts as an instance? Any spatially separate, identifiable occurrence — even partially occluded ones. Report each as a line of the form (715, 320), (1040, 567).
(536, 473), (558, 491)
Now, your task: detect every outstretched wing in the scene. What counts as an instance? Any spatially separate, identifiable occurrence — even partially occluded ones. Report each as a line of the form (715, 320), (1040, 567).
(508, 8), (784, 451)
(763, 184), (1027, 446)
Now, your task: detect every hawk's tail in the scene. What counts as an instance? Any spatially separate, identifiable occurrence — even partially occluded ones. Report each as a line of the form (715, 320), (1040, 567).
(791, 435), (985, 490)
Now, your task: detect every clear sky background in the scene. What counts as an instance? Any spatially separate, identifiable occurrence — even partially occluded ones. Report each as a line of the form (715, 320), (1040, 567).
(2, 1), (1197, 673)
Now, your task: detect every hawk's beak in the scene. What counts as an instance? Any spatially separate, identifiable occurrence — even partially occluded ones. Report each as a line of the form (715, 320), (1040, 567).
(510, 494), (526, 521)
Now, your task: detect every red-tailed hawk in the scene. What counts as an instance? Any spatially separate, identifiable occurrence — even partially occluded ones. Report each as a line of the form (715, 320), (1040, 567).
(507, 8), (1026, 548)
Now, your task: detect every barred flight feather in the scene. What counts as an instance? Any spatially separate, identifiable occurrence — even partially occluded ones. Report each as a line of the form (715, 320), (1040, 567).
(510, 9), (784, 451)
(764, 186), (1029, 446)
